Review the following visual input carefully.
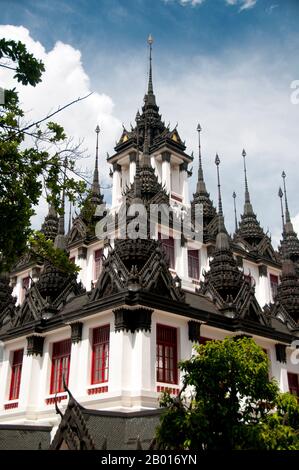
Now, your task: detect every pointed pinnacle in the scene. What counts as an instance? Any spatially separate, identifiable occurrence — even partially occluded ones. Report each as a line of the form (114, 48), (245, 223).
(278, 187), (283, 199)
(282, 171), (291, 224)
(147, 34), (154, 95)
(278, 186), (285, 232)
(215, 154), (223, 217)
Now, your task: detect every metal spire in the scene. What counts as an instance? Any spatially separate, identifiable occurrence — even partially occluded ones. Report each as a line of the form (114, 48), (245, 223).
(278, 186), (285, 232)
(282, 171), (291, 224)
(143, 115), (151, 168)
(215, 154), (229, 250)
(147, 34), (154, 95)
(197, 123), (203, 179)
(55, 157), (67, 251)
(68, 200), (72, 233)
(91, 125), (100, 194)
(195, 123), (208, 195)
(215, 154), (222, 216)
(134, 111), (142, 199)
(232, 191), (238, 232)
(242, 149), (250, 204)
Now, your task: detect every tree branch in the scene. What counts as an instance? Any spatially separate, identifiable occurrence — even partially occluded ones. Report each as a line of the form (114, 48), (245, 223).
(3, 92), (92, 142)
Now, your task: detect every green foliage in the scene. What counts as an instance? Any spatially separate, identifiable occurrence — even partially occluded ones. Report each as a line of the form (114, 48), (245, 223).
(0, 39), (87, 271)
(29, 232), (80, 275)
(0, 39), (45, 86)
(156, 337), (299, 450)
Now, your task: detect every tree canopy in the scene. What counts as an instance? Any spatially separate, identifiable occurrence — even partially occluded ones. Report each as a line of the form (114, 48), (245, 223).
(156, 336), (299, 450)
(0, 38), (89, 272)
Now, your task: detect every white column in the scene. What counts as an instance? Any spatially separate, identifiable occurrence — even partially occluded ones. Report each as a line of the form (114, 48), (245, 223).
(129, 152), (136, 185)
(176, 240), (188, 281)
(200, 245), (209, 280)
(112, 163), (122, 209)
(109, 328), (132, 394)
(131, 330), (154, 394)
(180, 167), (189, 205)
(68, 335), (83, 397)
(161, 152), (171, 194)
(255, 266), (270, 307)
(19, 347), (44, 413)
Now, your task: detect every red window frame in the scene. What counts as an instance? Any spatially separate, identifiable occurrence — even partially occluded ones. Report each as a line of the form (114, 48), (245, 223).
(9, 349), (24, 400)
(188, 249), (200, 280)
(50, 339), (71, 394)
(158, 234), (175, 269)
(156, 324), (178, 384)
(91, 325), (110, 384)
(288, 372), (299, 397)
(270, 274), (279, 301)
(94, 249), (103, 280)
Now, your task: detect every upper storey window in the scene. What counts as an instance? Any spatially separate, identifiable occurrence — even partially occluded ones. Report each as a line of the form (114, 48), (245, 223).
(158, 233), (175, 270)
(50, 339), (71, 394)
(156, 324), (178, 384)
(188, 249), (200, 280)
(9, 349), (24, 401)
(94, 249), (103, 280)
(270, 274), (279, 302)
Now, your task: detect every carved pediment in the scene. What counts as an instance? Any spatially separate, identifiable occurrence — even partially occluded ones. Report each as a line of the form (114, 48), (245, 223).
(89, 239), (185, 303)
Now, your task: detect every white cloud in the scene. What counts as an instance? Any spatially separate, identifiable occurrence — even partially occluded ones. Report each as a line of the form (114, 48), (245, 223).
(226, 0), (257, 10)
(165, 0), (257, 9)
(179, 0), (205, 5)
(0, 25), (122, 228)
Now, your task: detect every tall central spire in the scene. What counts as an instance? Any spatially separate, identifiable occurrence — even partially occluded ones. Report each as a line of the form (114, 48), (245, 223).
(144, 34), (156, 108)
(147, 34), (154, 95)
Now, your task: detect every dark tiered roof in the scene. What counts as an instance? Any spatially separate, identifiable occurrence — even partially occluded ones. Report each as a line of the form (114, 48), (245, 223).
(191, 125), (217, 239)
(68, 126), (104, 246)
(40, 204), (59, 241)
(278, 173), (299, 263)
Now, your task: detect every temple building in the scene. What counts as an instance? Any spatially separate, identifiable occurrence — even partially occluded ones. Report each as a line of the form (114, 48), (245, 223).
(0, 37), (298, 450)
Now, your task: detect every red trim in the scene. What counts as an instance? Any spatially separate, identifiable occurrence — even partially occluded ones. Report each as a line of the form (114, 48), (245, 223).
(45, 395), (67, 405)
(157, 386), (179, 395)
(91, 325), (110, 385)
(156, 324), (178, 384)
(9, 349), (24, 401)
(4, 402), (19, 410)
(50, 339), (71, 394)
(171, 193), (183, 202)
(87, 386), (108, 395)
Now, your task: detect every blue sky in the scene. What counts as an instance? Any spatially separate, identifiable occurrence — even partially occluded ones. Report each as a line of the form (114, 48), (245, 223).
(0, 0), (299, 242)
